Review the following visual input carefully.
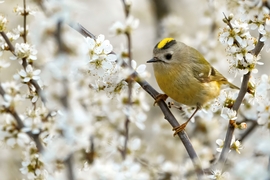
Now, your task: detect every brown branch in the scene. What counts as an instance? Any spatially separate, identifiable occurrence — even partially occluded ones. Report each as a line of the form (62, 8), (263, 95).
(0, 83), (44, 152)
(30, 79), (46, 104)
(23, 0), (27, 43)
(0, 32), (15, 54)
(72, 24), (204, 178)
(152, 0), (170, 38)
(121, 0), (133, 160)
(136, 77), (204, 176)
(218, 72), (250, 162)
(122, 117), (130, 159)
(1, 31), (46, 104)
(64, 154), (75, 180)
(21, 0), (28, 69)
(122, 0), (130, 17)
(218, 15), (265, 164)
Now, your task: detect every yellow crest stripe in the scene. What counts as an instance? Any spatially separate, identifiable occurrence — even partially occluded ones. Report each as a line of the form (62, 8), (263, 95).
(157, 38), (175, 49)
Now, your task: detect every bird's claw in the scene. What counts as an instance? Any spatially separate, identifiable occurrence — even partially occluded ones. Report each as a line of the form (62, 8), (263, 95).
(153, 94), (168, 106)
(172, 122), (188, 136)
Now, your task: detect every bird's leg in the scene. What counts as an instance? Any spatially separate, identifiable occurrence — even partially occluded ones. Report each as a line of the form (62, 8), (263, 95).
(154, 94), (168, 106)
(172, 106), (200, 136)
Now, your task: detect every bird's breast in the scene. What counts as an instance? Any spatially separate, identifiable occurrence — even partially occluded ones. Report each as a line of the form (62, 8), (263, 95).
(153, 63), (221, 107)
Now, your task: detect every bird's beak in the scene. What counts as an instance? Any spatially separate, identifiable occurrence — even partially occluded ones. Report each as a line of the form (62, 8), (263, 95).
(147, 57), (158, 63)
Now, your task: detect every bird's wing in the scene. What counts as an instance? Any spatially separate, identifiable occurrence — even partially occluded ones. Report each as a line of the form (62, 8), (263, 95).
(188, 47), (239, 89)
(193, 64), (227, 83)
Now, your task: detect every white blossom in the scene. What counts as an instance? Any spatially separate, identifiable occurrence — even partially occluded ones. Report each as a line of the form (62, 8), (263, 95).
(216, 135), (242, 154)
(221, 108), (237, 121)
(216, 139), (224, 153)
(20, 142), (45, 179)
(0, 32), (20, 50)
(0, 60), (10, 69)
(22, 107), (47, 134)
(18, 65), (41, 82)
(11, 43), (37, 62)
(0, 14), (7, 32)
(231, 139), (243, 154)
(219, 17), (261, 75)
(259, 19), (270, 51)
(0, 115), (30, 147)
(13, 5), (36, 16)
(209, 169), (230, 179)
(13, 25), (28, 37)
(110, 16), (139, 35)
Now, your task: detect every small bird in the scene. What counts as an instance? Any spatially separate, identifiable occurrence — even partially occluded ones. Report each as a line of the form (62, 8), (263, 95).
(147, 38), (239, 135)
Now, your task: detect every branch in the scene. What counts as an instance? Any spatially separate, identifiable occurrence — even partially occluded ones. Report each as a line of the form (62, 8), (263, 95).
(218, 16), (265, 164)
(122, 0), (130, 17)
(72, 23), (204, 178)
(65, 154), (75, 180)
(30, 79), (46, 104)
(119, 0), (134, 160)
(152, 0), (170, 38)
(0, 31), (46, 104)
(0, 83), (44, 152)
(0, 32), (15, 54)
(23, 0), (27, 43)
(238, 120), (258, 142)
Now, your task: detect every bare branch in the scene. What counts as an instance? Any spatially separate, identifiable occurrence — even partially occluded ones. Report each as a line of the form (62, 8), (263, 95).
(23, 0), (27, 43)
(65, 154), (75, 180)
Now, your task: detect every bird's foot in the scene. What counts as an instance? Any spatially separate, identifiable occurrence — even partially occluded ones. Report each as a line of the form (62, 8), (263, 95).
(153, 94), (168, 106)
(172, 122), (188, 136)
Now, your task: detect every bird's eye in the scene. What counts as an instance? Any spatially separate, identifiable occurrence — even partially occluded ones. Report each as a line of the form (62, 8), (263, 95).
(164, 53), (172, 60)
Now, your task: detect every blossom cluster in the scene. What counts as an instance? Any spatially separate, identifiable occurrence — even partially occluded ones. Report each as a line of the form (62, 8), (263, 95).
(85, 33), (149, 128)
(13, 5), (36, 16)
(219, 15), (262, 75)
(0, 14), (7, 32)
(109, 16), (139, 36)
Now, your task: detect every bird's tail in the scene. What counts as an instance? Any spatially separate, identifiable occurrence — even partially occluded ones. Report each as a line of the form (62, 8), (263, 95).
(227, 81), (239, 90)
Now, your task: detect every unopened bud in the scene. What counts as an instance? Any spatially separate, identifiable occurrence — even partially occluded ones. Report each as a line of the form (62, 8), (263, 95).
(228, 13), (234, 20)
(238, 122), (247, 130)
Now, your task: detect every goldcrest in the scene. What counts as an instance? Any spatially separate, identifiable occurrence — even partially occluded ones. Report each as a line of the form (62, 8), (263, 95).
(147, 38), (238, 135)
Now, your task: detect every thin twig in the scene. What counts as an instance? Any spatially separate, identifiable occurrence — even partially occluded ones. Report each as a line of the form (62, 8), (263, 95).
(122, 0), (130, 17)
(30, 79), (46, 104)
(55, 19), (65, 53)
(65, 154), (75, 180)
(22, 0), (28, 69)
(152, 0), (170, 38)
(123, 117), (130, 159)
(218, 72), (250, 162)
(0, 32), (15, 54)
(238, 120), (258, 142)
(53, 27), (75, 178)
(122, 0), (132, 160)
(268, 156), (270, 177)
(0, 83), (44, 152)
(72, 24), (204, 178)
(85, 136), (95, 164)
(23, 0), (27, 43)
(1, 31), (46, 104)
(218, 14), (264, 164)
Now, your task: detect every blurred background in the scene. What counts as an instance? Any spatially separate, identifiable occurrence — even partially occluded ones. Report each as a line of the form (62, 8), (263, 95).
(1, 0), (270, 179)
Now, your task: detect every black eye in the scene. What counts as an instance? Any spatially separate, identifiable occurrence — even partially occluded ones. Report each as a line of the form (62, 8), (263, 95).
(164, 53), (172, 60)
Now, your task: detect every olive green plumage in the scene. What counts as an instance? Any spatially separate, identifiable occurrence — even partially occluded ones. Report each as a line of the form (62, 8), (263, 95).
(147, 38), (238, 108)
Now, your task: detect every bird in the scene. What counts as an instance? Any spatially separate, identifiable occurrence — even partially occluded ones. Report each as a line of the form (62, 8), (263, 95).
(147, 37), (239, 135)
